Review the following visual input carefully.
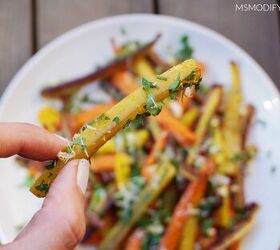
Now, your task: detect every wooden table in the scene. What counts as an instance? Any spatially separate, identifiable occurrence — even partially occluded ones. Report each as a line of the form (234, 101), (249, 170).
(0, 0), (279, 95)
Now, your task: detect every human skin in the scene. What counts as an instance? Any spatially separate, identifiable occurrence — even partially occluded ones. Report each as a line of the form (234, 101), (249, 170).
(0, 123), (89, 250)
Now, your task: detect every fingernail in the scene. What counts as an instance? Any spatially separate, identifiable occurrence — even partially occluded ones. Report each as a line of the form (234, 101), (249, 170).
(77, 159), (89, 194)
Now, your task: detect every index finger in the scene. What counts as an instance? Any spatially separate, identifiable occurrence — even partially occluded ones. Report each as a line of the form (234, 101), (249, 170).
(0, 122), (67, 161)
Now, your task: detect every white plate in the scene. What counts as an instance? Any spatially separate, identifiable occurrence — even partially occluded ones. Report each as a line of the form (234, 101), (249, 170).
(0, 14), (280, 249)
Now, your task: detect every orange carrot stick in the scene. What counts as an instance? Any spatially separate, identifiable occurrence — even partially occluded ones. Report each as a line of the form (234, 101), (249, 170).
(111, 71), (139, 95)
(155, 108), (195, 146)
(67, 103), (115, 133)
(141, 132), (168, 180)
(159, 159), (215, 250)
(125, 229), (145, 250)
(90, 154), (115, 173)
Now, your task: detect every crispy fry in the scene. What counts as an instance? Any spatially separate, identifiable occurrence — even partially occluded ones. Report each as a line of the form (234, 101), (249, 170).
(154, 108), (196, 146)
(67, 103), (115, 133)
(111, 71), (139, 95)
(41, 35), (161, 98)
(187, 86), (222, 164)
(31, 59), (201, 197)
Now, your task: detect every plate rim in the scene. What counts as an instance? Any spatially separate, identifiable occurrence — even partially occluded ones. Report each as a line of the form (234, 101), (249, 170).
(0, 13), (279, 114)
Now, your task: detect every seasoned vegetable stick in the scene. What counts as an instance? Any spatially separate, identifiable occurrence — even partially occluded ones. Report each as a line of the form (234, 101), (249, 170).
(30, 59), (201, 197)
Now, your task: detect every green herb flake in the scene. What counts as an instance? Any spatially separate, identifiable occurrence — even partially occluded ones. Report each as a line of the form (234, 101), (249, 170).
(186, 70), (195, 81)
(156, 75), (168, 81)
(113, 116), (121, 125)
(176, 34), (193, 61)
(169, 74), (181, 100)
(142, 78), (157, 92)
(35, 181), (49, 192)
(230, 152), (245, 163)
(146, 93), (162, 116)
(202, 218), (214, 236)
(45, 161), (56, 170)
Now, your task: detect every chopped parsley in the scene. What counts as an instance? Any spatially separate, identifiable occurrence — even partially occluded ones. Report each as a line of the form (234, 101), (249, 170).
(202, 218), (214, 236)
(169, 74), (181, 99)
(73, 135), (87, 151)
(142, 78), (157, 92)
(113, 116), (121, 125)
(230, 152), (245, 163)
(176, 34), (193, 61)
(45, 161), (56, 170)
(35, 181), (49, 192)
(146, 93), (162, 116)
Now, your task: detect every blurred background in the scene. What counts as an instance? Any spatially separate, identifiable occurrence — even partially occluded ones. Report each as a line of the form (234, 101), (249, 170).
(0, 0), (279, 96)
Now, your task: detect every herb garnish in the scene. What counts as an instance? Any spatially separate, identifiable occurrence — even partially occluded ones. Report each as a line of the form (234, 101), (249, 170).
(176, 34), (193, 61)
(142, 78), (158, 91)
(146, 93), (162, 116)
(202, 218), (214, 236)
(169, 74), (181, 99)
(35, 181), (49, 192)
(45, 161), (56, 170)
(113, 116), (121, 125)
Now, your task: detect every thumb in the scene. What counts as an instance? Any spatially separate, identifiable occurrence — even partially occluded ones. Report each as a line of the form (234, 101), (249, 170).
(6, 159), (89, 250)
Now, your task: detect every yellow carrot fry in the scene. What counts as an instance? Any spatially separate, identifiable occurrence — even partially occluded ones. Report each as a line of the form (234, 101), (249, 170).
(215, 184), (232, 228)
(187, 87), (222, 165)
(209, 204), (259, 250)
(134, 58), (155, 79)
(115, 153), (132, 189)
(181, 106), (199, 127)
(30, 59), (201, 197)
(222, 62), (243, 175)
(179, 216), (199, 250)
(38, 106), (61, 132)
(98, 161), (176, 250)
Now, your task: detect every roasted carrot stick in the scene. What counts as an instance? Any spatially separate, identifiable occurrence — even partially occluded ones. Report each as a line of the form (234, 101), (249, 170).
(125, 229), (145, 250)
(141, 131), (168, 180)
(111, 71), (139, 96)
(154, 108), (195, 146)
(159, 159), (215, 250)
(68, 103), (115, 133)
(90, 154), (115, 173)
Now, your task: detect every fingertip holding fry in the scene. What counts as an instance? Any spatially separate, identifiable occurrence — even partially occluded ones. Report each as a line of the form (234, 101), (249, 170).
(76, 159), (90, 194)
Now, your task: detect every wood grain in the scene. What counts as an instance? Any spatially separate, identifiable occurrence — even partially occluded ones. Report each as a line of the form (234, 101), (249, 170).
(0, 0), (32, 95)
(159, 0), (280, 86)
(36, 0), (153, 48)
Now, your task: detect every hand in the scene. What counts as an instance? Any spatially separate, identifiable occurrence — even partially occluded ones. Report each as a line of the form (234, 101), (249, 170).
(0, 123), (89, 250)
